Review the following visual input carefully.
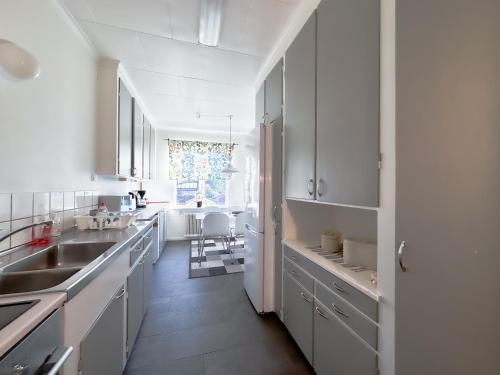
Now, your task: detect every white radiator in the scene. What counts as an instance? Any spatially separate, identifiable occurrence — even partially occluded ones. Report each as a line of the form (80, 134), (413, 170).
(185, 214), (201, 237)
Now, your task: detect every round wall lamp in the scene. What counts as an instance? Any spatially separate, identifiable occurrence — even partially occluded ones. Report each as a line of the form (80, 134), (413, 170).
(0, 39), (40, 81)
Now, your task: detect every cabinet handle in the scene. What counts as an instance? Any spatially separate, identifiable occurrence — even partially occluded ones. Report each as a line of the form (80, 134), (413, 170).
(333, 282), (347, 294)
(291, 269), (300, 278)
(291, 255), (299, 262)
(317, 179), (324, 197)
(12, 364), (29, 375)
(307, 179), (314, 196)
(332, 304), (348, 318)
(398, 241), (407, 272)
(315, 306), (328, 319)
(300, 292), (312, 303)
(114, 288), (126, 300)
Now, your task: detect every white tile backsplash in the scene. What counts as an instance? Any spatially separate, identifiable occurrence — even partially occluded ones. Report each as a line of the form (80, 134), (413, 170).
(75, 191), (86, 208)
(64, 191), (75, 210)
(0, 194), (11, 222)
(63, 210), (75, 230)
(0, 190), (99, 253)
(34, 192), (50, 216)
(11, 217), (33, 248)
(50, 192), (64, 213)
(0, 222), (10, 251)
(12, 192), (33, 220)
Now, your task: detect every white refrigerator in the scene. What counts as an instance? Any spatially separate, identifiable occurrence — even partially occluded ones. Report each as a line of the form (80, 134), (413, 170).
(244, 116), (282, 313)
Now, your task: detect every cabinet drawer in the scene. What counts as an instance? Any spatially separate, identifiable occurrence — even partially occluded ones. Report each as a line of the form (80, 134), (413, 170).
(313, 265), (378, 322)
(284, 257), (314, 293)
(143, 228), (153, 250)
(129, 237), (143, 266)
(316, 281), (377, 349)
(284, 245), (315, 271)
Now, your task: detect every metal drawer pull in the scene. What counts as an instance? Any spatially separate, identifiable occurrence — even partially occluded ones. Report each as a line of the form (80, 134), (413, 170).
(333, 282), (347, 294)
(332, 304), (348, 318)
(42, 346), (74, 375)
(291, 269), (300, 277)
(398, 241), (407, 272)
(291, 256), (299, 262)
(300, 292), (312, 303)
(114, 288), (126, 300)
(315, 306), (328, 319)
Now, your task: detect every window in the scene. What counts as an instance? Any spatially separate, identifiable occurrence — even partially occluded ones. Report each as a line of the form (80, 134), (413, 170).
(169, 140), (230, 206)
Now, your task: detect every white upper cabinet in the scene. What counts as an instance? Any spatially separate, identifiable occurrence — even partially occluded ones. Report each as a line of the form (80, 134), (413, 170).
(96, 62), (156, 180)
(316, 0), (380, 207)
(284, 12), (316, 200)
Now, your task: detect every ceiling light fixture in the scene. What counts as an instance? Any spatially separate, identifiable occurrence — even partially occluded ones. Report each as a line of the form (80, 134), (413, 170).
(199, 0), (224, 47)
(0, 39), (40, 81)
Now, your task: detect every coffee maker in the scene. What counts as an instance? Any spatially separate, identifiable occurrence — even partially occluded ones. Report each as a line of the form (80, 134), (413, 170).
(129, 190), (147, 209)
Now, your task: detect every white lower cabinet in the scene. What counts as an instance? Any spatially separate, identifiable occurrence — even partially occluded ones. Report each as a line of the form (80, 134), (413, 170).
(314, 300), (377, 375)
(283, 271), (313, 364)
(282, 249), (378, 374)
(79, 285), (126, 375)
(127, 256), (144, 356)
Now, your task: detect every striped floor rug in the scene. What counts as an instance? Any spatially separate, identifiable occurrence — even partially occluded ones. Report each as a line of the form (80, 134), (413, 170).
(189, 238), (245, 278)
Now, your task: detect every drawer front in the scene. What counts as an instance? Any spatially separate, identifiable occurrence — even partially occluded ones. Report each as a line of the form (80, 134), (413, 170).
(129, 237), (144, 266)
(0, 309), (62, 374)
(142, 228), (154, 250)
(312, 264), (378, 322)
(284, 245), (378, 321)
(315, 282), (377, 349)
(284, 245), (315, 271)
(283, 257), (314, 293)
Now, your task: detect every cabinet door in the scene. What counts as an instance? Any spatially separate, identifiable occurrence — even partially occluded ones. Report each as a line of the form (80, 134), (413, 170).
(284, 12), (316, 200)
(143, 245), (154, 314)
(127, 261), (144, 356)
(149, 127), (156, 180)
(316, 0), (380, 207)
(132, 99), (143, 178)
(395, 2), (500, 374)
(265, 60), (283, 122)
(256, 82), (265, 126)
(142, 118), (151, 180)
(314, 301), (377, 375)
(118, 79), (133, 176)
(282, 271), (313, 364)
(80, 286), (126, 375)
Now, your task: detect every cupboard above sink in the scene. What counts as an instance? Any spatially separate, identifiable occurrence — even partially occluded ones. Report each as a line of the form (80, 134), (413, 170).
(96, 61), (156, 180)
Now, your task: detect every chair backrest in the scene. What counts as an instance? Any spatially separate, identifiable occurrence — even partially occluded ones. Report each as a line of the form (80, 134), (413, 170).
(234, 212), (248, 236)
(202, 212), (229, 237)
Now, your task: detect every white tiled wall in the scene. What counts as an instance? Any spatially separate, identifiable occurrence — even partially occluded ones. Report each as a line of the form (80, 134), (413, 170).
(0, 191), (98, 251)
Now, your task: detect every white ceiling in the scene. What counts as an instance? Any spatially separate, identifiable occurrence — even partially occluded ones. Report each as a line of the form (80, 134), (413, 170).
(62, 0), (303, 132)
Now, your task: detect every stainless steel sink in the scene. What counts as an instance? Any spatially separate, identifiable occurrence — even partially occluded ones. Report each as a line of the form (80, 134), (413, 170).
(2, 242), (116, 272)
(0, 268), (81, 294)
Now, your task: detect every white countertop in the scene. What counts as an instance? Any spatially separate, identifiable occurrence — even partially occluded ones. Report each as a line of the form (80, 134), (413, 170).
(282, 239), (379, 301)
(0, 292), (66, 357)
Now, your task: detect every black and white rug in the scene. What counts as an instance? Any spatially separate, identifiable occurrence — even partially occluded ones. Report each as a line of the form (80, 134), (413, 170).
(189, 238), (245, 278)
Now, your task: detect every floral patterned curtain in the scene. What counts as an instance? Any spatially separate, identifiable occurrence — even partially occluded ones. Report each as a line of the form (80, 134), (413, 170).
(168, 140), (231, 180)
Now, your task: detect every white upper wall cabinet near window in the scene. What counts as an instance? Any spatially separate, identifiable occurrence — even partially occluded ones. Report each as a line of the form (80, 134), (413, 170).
(96, 61), (156, 180)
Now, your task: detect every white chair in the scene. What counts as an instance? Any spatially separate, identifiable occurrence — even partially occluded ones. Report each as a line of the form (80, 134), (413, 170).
(229, 212), (247, 255)
(198, 212), (230, 262)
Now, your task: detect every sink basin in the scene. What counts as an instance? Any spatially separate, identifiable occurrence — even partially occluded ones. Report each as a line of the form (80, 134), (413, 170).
(2, 242), (116, 272)
(0, 268), (81, 294)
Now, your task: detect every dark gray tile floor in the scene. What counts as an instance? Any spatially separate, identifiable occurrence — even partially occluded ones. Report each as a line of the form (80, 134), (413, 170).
(124, 241), (314, 375)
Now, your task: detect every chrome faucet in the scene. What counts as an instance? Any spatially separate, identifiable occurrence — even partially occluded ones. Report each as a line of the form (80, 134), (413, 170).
(0, 220), (54, 244)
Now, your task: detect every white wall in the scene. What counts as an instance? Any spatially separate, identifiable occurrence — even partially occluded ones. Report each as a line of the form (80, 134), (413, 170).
(0, 0), (134, 195)
(143, 128), (248, 208)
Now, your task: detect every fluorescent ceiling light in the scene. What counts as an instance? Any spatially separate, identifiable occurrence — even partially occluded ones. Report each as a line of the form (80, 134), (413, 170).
(199, 0), (224, 47)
